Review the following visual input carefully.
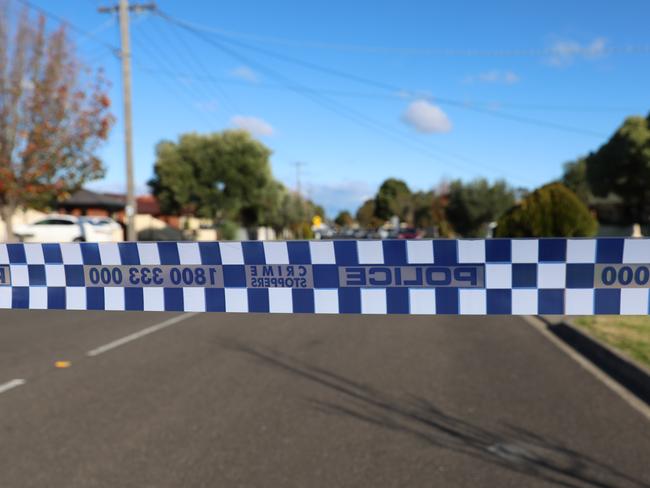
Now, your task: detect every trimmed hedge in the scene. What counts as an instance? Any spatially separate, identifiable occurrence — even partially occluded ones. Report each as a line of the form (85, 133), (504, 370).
(495, 183), (597, 237)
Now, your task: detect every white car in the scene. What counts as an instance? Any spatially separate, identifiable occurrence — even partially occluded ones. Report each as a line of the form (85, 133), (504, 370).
(13, 215), (124, 243)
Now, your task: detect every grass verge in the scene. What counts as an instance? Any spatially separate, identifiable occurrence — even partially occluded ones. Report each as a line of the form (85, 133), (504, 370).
(573, 316), (650, 369)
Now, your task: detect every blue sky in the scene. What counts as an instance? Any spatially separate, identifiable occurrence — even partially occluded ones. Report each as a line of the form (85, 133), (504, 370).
(18, 0), (650, 216)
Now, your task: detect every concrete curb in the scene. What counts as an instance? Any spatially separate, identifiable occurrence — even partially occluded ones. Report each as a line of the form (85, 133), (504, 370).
(538, 316), (650, 405)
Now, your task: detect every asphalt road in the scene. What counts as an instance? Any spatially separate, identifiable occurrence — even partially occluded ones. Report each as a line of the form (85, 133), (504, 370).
(0, 310), (649, 488)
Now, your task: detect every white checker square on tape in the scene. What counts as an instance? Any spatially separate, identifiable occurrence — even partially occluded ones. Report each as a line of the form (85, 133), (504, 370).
(623, 239), (650, 263)
(10, 265), (29, 287)
(511, 289), (538, 315)
(0, 288), (12, 308)
(459, 289), (486, 315)
(183, 288), (206, 311)
(177, 243), (202, 264)
(361, 288), (387, 314)
(24, 244), (45, 264)
(309, 241), (335, 264)
(104, 287), (125, 311)
(314, 289), (339, 313)
(511, 240), (538, 263)
(60, 243), (83, 264)
(0, 244), (8, 264)
(98, 243), (121, 265)
(29, 287), (48, 309)
(225, 288), (248, 312)
(538, 263), (566, 288)
(65, 287), (86, 310)
(566, 239), (596, 263)
(357, 241), (384, 264)
(263, 242), (290, 264)
(137, 243), (160, 265)
(485, 264), (511, 289)
(45, 265), (66, 287)
(409, 289), (435, 314)
(268, 288), (293, 313)
(219, 242), (244, 265)
(620, 289), (649, 315)
(407, 240), (434, 264)
(565, 289), (594, 315)
(143, 288), (165, 311)
(457, 240), (485, 263)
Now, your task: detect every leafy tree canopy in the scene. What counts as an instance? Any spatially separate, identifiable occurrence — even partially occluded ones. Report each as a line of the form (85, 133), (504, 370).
(495, 183), (597, 237)
(585, 114), (650, 224)
(334, 210), (354, 227)
(374, 178), (412, 222)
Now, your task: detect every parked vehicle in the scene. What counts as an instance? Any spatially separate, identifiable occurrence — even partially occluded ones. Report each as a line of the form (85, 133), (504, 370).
(13, 215), (123, 243)
(397, 228), (422, 239)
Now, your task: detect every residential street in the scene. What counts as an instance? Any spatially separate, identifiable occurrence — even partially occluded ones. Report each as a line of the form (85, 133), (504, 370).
(0, 310), (649, 487)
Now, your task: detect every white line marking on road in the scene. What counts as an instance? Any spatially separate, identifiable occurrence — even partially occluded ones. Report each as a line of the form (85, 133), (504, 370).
(0, 379), (26, 395)
(523, 315), (650, 423)
(86, 313), (199, 357)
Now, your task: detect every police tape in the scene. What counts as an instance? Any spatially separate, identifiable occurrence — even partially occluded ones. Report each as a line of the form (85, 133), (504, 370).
(1, 238), (650, 315)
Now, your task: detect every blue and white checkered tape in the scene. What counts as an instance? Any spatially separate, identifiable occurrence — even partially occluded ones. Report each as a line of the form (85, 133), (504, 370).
(1, 238), (650, 315)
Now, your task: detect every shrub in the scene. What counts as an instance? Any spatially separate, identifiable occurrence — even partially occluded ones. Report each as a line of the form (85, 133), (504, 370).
(495, 183), (597, 237)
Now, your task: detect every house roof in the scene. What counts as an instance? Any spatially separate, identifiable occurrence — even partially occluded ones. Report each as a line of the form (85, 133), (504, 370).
(59, 189), (125, 211)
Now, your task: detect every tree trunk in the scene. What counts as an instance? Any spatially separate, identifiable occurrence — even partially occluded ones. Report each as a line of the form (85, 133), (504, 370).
(0, 205), (17, 242)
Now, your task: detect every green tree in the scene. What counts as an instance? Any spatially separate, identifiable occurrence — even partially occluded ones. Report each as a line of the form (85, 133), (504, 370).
(446, 179), (515, 237)
(149, 130), (274, 227)
(334, 210), (354, 227)
(374, 178), (412, 222)
(0, 6), (113, 240)
(356, 199), (378, 228)
(495, 183), (597, 237)
(561, 158), (591, 204)
(585, 114), (650, 224)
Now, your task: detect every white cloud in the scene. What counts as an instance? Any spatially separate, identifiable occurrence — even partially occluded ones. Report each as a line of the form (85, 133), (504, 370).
(546, 37), (608, 66)
(230, 115), (274, 136)
(305, 180), (374, 217)
(229, 65), (259, 83)
(463, 70), (520, 85)
(401, 99), (452, 134)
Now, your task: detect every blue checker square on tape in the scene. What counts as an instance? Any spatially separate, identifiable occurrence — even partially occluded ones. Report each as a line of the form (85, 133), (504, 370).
(539, 239), (566, 262)
(205, 288), (226, 312)
(334, 241), (359, 265)
(248, 288), (269, 312)
(164, 288), (184, 311)
(538, 289), (564, 314)
(338, 288), (361, 313)
(596, 239), (624, 263)
(512, 264), (537, 288)
(595, 288), (621, 314)
(12, 287), (29, 308)
(65, 265), (85, 286)
(386, 287), (409, 314)
(435, 288), (458, 314)
(125, 288), (144, 311)
(313, 265), (339, 288)
(118, 242), (141, 265)
(48, 287), (66, 309)
(199, 242), (221, 265)
(86, 288), (105, 310)
(292, 288), (314, 313)
(7, 244), (26, 264)
(433, 240), (457, 264)
(42, 244), (63, 264)
(223, 265), (246, 287)
(81, 243), (102, 265)
(487, 289), (511, 314)
(287, 241), (311, 264)
(566, 264), (595, 288)
(382, 240), (407, 265)
(242, 241), (266, 264)
(28, 265), (46, 286)
(157, 242), (180, 265)
(486, 240), (511, 262)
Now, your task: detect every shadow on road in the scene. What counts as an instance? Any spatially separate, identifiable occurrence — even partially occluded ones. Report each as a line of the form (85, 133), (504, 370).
(219, 339), (649, 488)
